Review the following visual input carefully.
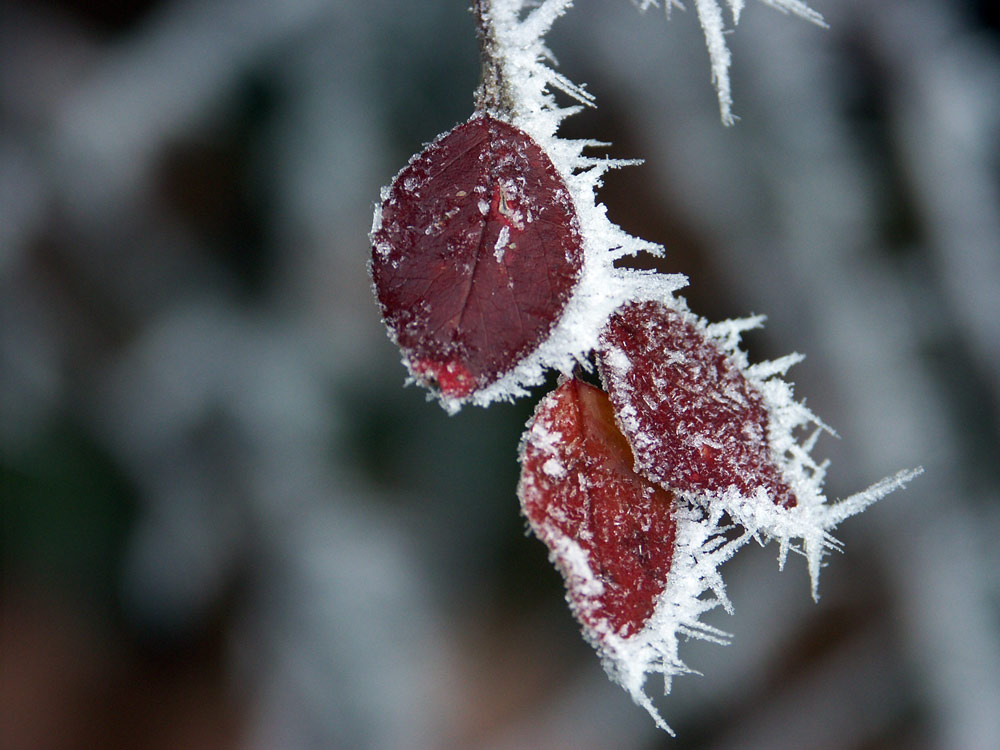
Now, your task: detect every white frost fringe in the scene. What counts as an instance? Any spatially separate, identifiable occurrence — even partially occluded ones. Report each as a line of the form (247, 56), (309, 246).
(594, 474), (921, 732)
(696, 307), (923, 599)
(593, 503), (745, 734)
(588, 297), (922, 729)
(445, 0), (685, 415)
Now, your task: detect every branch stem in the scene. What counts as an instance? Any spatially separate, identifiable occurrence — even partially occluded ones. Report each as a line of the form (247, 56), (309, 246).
(472, 0), (513, 115)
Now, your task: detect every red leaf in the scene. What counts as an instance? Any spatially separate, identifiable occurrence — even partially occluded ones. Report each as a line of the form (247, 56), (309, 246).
(519, 378), (678, 639)
(371, 115), (583, 399)
(598, 300), (796, 508)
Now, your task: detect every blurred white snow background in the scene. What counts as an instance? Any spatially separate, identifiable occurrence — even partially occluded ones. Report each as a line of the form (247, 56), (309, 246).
(1, 1), (998, 748)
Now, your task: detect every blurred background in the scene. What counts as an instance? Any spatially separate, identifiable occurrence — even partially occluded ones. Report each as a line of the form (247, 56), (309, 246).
(2, 0), (998, 748)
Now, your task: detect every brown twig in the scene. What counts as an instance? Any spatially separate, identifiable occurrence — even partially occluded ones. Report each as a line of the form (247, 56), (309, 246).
(471, 0), (513, 116)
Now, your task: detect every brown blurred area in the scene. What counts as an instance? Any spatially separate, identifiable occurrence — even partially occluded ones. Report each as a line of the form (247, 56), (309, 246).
(1, 585), (239, 750)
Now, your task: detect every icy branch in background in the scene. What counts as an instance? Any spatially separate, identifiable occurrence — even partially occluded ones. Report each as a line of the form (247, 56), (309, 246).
(638, 0), (826, 123)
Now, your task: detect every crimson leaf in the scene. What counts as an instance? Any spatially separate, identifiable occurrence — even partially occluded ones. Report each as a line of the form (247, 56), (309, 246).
(598, 300), (796, 508)
(370, 115), (583, 400)
(519, 378), (678, 640)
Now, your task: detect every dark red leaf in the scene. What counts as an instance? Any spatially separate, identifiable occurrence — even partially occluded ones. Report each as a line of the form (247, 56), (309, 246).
(370, 115), (584, 399)
(598, 300), (796, 508)
(519, 378), (678, 639)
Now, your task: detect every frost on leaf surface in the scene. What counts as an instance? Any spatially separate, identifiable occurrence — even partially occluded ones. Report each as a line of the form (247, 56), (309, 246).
(519, 378), (678, 640)
(370, 114), (583, 406)
(598, 299), (796, 508)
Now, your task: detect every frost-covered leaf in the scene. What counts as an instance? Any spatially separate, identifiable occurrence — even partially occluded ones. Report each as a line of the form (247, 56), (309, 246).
(520, 376), (753, 732)
(598, 299), (796, 508)
(519, 377), (678, 639)
(598, 298), (922, 598)
(370, 114), (583, 405)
